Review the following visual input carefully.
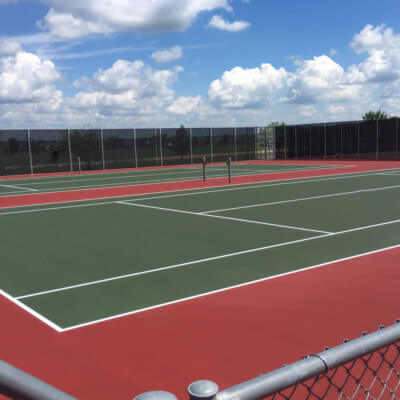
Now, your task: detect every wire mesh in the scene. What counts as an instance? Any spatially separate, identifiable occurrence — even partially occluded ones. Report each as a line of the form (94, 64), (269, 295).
(135, 128), (159, 167)
(236, 127), (256, 161)
(191, 128), (212, 163)
(102, 129), (135, 169)
(69, 129), (103, 171)
(212, 128), (236, 162)
(271, 341), (400, 400)
(0, 130), (30, 175)
(161, 127), (191, 165)
(29, 129), (70, 173)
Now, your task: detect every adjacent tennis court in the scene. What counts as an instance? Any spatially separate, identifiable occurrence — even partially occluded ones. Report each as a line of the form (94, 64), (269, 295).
(1, 161), (400, 331)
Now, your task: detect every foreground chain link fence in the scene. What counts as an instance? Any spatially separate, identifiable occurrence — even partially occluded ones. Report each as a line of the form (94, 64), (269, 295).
(136, 321), (400, 400)
(1, 322), (399, 399)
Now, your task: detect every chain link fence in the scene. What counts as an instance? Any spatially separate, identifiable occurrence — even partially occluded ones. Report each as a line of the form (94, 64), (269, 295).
(274, 118), (400, 161)
(136, 321), (400, 400)
(0, 127), (259, 176)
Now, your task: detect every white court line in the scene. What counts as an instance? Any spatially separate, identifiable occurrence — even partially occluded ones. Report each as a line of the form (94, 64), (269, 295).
(0, 169), (396, 213)
(0, 165), (209, 184)
(0, 289), (63, 332)
(0, 184), (38, 192)
(117, 200), (332, 234)
(201, 183), (400, 214)
(376, 172), (400, 176)
(17, 167), (227, 186)
(0, 165), (351, 196)
(231, 165), (344, 174)
(60, 243), (400, 332)
(15, 215), (400, 301)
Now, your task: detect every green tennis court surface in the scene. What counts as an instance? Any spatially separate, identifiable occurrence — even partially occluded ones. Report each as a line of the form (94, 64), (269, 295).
(0, 162), (342, 196)
(1, 168), (400, 330)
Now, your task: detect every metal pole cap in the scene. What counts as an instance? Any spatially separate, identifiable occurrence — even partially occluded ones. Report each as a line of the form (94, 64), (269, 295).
(188, 380), (219, 400)
(134, 391), (178, 400)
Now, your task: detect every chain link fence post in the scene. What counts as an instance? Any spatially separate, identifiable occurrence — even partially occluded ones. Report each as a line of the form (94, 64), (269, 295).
(67, 129), (73, 172)
(27, 129), (34, 174)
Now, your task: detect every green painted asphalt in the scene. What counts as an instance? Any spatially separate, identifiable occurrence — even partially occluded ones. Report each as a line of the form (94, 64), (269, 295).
(0, 169), (400, 328)
(0, 163), (339, 196)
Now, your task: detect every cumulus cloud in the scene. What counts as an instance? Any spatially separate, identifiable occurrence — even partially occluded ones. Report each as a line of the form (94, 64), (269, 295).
(39, 0), (231, 39)
(0, 39), (21, 57)
(151, 46), (183, 64)
(69, 59), (183, 118)
(347, 24), (400, 83)
(285, 55), (364, 105)
(0, 51), (61, 103)
(167, 96), (202, 114)
(207, 15), (250, 32)
(208, 63), (287, 109)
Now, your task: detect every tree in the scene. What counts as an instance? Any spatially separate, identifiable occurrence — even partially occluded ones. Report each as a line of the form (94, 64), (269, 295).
(174, 125), (190, 162)
(362, 110), (388, 120)
(268, 121), (286, 127)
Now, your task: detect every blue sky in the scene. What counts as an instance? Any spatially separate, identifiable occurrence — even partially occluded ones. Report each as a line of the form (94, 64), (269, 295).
(0, 0), (399, 128)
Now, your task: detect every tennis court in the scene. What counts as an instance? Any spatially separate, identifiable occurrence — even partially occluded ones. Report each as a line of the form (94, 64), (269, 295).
(1, 160), (400, 333)
(0, 162), (341, 197)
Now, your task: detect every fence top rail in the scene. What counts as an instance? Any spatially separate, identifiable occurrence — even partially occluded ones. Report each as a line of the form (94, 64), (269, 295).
(214, 321), (400, 400)
(0, 360), (77, 400)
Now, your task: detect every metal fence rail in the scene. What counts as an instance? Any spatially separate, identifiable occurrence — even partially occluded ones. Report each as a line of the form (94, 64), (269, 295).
(0, 360), (77, 400)
(136, 321), (400, 400)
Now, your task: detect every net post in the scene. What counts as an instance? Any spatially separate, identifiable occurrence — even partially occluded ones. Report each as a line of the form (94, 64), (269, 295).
(324, 123), (327, 159)
(295, 126), (298, 159)
(227, 157), (232, 183)
(202, 156), (207, 181)
(77, 156), (81, 174)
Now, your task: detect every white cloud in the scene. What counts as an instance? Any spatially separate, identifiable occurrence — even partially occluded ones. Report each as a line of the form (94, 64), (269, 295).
(0, 51), (61, 103)
(167, 96), (201, 114)
(329, 48), (338, 56)
(298, 105), (318, 118)
(347, 24), (400, 83)
(37, 9), (111, 40)
(2, 23), (400, 129)
(285, 55), (364, 104)
(151, 46), (183, 64)
(68, 59), (183, 119)
(208, 63), (287, 109)
(0, 39), (21, 57)
(207, 15), (250, 32)
(39, 0), (232, 39)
